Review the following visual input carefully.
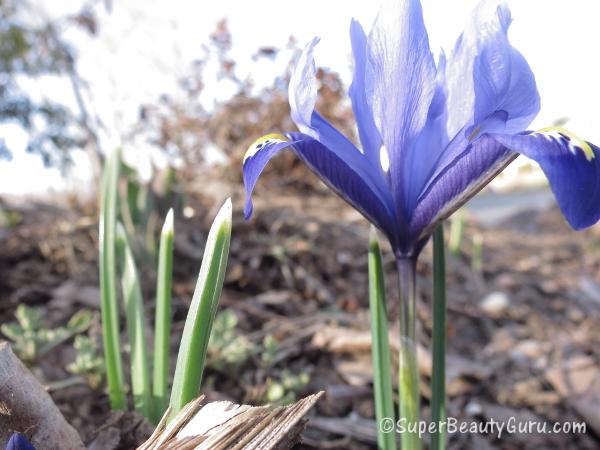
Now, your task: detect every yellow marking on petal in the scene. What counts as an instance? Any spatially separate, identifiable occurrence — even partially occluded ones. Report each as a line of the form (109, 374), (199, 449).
(538, 126), (595, 161)
(244, 133), (289, 163)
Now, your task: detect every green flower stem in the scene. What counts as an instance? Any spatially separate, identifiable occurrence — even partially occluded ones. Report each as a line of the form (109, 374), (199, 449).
(152, 209), (174, 423)
(368, 227), (397, 450)
(397, 256), (421, 450)
(99, 148), (126, 410)
(431, 225), (447, 450)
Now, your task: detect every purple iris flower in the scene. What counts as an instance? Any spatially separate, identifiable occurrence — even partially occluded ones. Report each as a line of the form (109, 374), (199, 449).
(243, 0), (600, 258)
(5, 434), (36, 450)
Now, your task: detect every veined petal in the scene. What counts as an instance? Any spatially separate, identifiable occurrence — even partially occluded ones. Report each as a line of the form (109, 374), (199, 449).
(349, 19), (382, 168)
(491, 129), (600, 229)
(242, 133), (400, 247)
(289, 35), (389, 192)
(411, 136), (515, 241)
(365, 0), (437, 214)
(310, 112), (394, 201)
(242, 133), (297, 219)
(445, 0), (539, 139)
(405, 52), (448, 212)
(288, 37), (320, 138)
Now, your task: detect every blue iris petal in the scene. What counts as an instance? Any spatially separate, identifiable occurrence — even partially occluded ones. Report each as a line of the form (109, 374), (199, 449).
(491, 131), (600, 229)
(349, 19), (382, 168)
(243, 0), (600, 257)
(411, 135), (515, 240)
(287, 34), (392, 206)
(405, 52), (448, 215)
(472, 9), (539, 133)
(444, 1), (539, 138)
(364, 0), (437, 219)
(242, 136), (297, 219)
(5, 433), (36, 450)
(288, 37), (320, 138)
(242, 133), (400, 248)
(405, 0), (545, 244)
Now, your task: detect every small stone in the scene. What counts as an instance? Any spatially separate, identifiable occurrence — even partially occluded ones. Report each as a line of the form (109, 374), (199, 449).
(479, 291), (510, 318)
(567, 308), (584, 322)
(510, 339), (547, 362)
(465, 400), (483, 416)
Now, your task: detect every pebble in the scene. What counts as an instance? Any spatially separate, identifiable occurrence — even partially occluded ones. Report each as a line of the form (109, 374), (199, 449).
(465, 400), (483, 416)
(510, 339), (546, 363)
(479, 291), (510, 318)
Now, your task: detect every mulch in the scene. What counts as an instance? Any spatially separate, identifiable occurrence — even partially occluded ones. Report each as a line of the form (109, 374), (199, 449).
(1, 178), (600, 449)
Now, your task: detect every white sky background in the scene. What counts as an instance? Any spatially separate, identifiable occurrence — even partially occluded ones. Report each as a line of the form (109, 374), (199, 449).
(1, 0), (599, 196)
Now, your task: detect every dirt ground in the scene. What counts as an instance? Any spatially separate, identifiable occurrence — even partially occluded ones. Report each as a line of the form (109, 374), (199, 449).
(1, 171), (600, 449)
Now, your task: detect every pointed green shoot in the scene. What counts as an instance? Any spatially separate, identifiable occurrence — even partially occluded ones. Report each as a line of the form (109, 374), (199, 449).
(99, 148), (126, 410)
(168, 198), (232, 419)
(152, 209), (174, 422)
(368, 227), (398, 450)
(116, 223), (151, 419)
(431, 225), (447, 450)
(448, 209), (465, 257)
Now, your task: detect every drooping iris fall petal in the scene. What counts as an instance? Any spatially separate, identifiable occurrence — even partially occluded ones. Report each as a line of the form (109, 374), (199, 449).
(242, 133), (400, 248)
(491, 129), (600, 229)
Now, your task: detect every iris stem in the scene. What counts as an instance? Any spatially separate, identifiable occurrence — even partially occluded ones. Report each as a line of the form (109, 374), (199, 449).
(431, 225), (447, 450)
(368, 227), (397, 450)
(397, 256), (421, 450)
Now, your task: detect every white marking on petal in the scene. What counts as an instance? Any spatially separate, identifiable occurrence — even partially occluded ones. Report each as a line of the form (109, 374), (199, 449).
(379, 145), (390, 173)
(535, 127), (595, 162)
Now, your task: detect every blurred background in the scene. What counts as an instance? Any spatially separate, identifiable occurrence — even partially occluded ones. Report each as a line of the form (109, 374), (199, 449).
(1, 0), (600, 448)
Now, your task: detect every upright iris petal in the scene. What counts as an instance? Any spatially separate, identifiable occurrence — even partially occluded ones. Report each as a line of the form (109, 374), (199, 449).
(349, 19), (382, 169)
(242, 0), (600, 258)
(242, 133), (400, 247)
(444, 0), (540, 138)
(365, 0), (437, 224)
(288, 37), (320, 138)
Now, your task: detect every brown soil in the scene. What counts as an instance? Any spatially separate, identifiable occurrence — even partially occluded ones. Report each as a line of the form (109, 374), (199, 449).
(1, 173), (600, 449)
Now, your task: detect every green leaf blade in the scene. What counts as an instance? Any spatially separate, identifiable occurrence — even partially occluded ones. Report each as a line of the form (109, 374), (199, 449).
(368, 227), (398, 450)
(99, 148), (126, 410)
(168, 198), (232, 420)
(152, 209), (174, 422)
(117, 223), (151, 419)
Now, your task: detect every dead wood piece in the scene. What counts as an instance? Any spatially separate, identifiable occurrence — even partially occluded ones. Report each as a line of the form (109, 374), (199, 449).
(308, 415), (378, 445)
(0, 341), (84, 449)
(546, 355), (600, 435)
(87, 410), (154, 450)
(138, 391), (324, 450)
(313, 325), (491, 395)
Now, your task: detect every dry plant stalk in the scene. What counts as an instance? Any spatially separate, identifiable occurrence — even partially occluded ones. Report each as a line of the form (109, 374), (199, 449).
(0, 341), (84, 449)
(138, 391), (324, 450)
